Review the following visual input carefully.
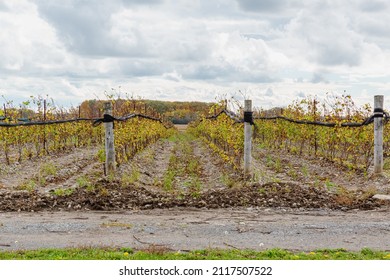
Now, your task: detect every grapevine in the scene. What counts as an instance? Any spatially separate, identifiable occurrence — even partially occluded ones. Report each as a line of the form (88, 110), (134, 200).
(0, 120), (103, 164)
(114, 117), (173, 164)
(0, 95), (172, 165)
(190, 105), (244, 170)
(254, 95), (388, 171)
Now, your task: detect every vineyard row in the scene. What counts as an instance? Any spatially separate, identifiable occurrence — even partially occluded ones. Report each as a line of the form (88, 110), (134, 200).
(0, 112), (172, 166)
(191, 95), (389, 172)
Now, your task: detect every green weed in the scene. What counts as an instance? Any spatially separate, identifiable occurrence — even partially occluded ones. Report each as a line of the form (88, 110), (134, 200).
(76, 176), (93, 191)
(301, 165), (309, 177)
(40, 162), (57, 177)
(16, 180), (37, 192)
(324, 179), (336, 191)
(122, 167), (140, 185)
(53, 188), (74, 196)
(97, 148), (105, 163)
(185, 177), (203, 198)
(221, 173), (235, 188)
(163, 170), (175, 191)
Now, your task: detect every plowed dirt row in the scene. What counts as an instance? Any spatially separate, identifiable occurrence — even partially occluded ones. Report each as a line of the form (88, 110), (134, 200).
(0, 147), (100, 192)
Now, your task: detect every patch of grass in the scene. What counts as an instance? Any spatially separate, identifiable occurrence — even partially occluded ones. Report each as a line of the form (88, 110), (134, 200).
(163, 170), (175, 191)
(97, 148), (105, 163)
(16, 180), (37, 192)
(257, 142), (267, 149)
(168, 152), (179, 169)
(220, 173), (235, 188)
(38, 175), (46, 186)
(384, 158), (390, 170)
(258, 187), (266, 194)
(40, 162), (57, 177)
(252, 171), (259, 182)
(76, 176), (93, 191)
(274, 158), (282, 172)
(186, 177), (203, 198)
(187, 157), (201, 175)
(166, 133), (180, 143)
(271, 176), (281, 183)
(324, 179), (337, 191)
(252, 170), (265, 183)
(52, 188), (74, 196)
(0, 248), (389, 260)
(383, 158), (390, 176)
(265, 156), (282, 172)
(161, 144), (182, 191)
(287, 168), (298, 180)
(265, 155), (274, 168)
(121, 167), (140, 185)
(301, 165), (309, 177)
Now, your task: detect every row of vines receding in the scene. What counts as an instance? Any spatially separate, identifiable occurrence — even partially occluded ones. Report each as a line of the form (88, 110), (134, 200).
(189, 101), (244, 170)
(254, 94), (390, 171)
(0, 94), (172, 165)
(189, 94), (389, 173)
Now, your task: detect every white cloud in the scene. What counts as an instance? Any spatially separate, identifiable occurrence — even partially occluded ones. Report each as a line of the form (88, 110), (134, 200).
(162, 71), (182, 82)
(280, 8), (364, 67)
(0, 0), (389, 109)
(0, 0), (65, 73)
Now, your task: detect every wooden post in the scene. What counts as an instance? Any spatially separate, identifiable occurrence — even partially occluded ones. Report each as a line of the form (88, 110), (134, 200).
(313, 98), (318, 156)
(104, 102), (116, 176)
(43, 99), (47, 121)
(43, 99), (47, 153)
(374, 95), (384, 174)
(244, 100), (252, 177)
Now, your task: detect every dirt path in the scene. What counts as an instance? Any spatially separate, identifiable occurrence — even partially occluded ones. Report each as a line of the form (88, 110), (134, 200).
(1, 208), (389, 252)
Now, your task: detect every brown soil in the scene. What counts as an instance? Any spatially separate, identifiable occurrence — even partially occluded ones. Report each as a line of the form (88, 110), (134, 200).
(0, 178), (387, 212)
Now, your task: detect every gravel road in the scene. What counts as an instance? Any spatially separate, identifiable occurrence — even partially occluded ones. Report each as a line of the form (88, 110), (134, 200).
(1, 207), (389, 252)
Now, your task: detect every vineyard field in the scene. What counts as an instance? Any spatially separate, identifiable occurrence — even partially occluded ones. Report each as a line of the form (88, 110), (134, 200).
(0, 124), (389, 211)
(1, 97), (390, 254)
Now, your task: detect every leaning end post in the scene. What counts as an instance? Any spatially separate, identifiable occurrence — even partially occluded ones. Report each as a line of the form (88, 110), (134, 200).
(104, 102), (116, 176)
(244, 99), (252, 178)
(374, 95), (384, 175)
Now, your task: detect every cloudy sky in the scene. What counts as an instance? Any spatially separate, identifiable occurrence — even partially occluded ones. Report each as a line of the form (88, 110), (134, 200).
(1, 0), (390, 109)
